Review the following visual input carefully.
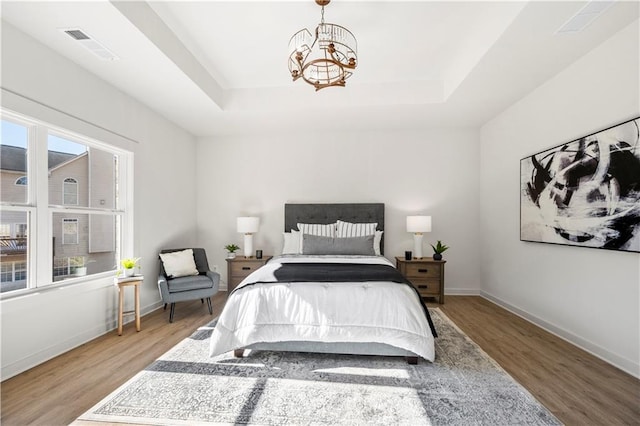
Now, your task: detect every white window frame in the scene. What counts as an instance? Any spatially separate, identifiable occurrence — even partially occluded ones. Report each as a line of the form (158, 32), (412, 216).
(0, 109), (133, 298)
(62, 177), (78, 205)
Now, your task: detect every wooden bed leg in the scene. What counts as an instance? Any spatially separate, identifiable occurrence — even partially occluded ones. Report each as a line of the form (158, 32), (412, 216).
(406, 356), (418, 365)
(234, 349), (245, 358)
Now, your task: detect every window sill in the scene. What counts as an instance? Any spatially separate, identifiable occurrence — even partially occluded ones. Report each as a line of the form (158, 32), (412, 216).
(0, 271), (117, 302)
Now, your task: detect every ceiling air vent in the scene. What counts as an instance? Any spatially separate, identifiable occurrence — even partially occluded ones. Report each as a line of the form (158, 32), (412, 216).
(556, 1), (615, 34)
(64, 29), (90, 40)
(60, 27), (119, 61)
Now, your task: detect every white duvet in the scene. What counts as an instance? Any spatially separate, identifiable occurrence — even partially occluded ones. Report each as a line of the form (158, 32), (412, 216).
(208, 255), (435, 361)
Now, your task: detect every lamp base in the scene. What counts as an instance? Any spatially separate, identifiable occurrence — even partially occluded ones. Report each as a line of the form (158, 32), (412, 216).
(243, 234), (253, 258)
(413, 234), (423, 259)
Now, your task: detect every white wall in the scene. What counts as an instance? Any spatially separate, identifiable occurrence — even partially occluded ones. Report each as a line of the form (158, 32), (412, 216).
(4, 12), (636, 383)
(196, 128), (481, 296)
(1, 22), (198, 379)
(479, 21), (640, 376)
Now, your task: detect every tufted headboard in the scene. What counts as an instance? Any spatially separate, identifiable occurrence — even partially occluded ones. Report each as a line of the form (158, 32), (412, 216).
(284, 203), (385, 255)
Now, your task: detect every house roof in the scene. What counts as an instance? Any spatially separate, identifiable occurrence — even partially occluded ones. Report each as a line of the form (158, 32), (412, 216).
(0, 145), (79, 173)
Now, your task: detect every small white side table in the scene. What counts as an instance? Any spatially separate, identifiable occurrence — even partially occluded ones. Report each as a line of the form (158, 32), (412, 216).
(115, 275), (143, 335)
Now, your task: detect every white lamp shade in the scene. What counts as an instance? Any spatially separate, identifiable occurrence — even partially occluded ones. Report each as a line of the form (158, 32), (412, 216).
(237, 217), (260, 234)
(406, 215), (432, 233)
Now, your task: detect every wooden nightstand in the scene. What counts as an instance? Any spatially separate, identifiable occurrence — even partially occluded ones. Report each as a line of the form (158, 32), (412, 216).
(395, 257), (446, 304)
(226, 256), (272, 292)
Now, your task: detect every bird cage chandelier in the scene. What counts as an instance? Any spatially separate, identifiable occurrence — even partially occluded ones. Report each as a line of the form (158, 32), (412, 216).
(288, 0), (357, 91)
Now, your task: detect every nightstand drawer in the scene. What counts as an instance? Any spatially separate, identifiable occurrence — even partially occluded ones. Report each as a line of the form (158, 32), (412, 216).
(410, 279), (441, 296)
(226, 256), (272, 293)
(405, 263), (441, 278)
(230, 262), (261, 277)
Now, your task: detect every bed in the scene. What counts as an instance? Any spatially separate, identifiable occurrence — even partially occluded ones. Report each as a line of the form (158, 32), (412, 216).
(208, 203), (437, 363)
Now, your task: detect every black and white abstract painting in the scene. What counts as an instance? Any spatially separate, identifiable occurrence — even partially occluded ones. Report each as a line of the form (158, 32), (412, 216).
(521, 117), (640, 253)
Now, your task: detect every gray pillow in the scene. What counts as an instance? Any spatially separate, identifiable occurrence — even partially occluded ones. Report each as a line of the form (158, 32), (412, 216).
(302, 234), (376, 256)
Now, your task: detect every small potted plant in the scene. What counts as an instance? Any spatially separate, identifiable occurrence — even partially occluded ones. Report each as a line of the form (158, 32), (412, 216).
(121, 257), (140, 277)
(69, 256), (87, 276)
(430, 241), (449, 261)
(225, 244), (240, 259)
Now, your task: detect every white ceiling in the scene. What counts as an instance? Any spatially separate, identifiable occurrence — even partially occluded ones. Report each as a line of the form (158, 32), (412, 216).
(1, 1), (638, 137)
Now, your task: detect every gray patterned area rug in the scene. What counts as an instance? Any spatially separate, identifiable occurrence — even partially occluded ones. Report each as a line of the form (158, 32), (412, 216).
(78, 309), (560, 425)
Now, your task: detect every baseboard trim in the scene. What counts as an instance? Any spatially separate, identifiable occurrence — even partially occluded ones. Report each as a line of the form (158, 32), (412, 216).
(480, 291), (639, 378)
(446, 288), (481, 296)
(1, 300), (163, 380)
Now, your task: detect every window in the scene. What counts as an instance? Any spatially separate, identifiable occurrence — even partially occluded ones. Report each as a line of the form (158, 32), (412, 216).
(1, 110), (131, 295)
(53, 257), (87, 279)
(0, 261), (26, 289)
(1, 119), (28, 205)
(62, 218), (78, 245)
(14, 262), (26, 281)
(1, 118), (29, 293)
(63, 178), (78, 205)
(48, 133), (120, 282)
(0, 264), (11, 282)
(16, 223), (27, 238)
(52, 258), (68, 278)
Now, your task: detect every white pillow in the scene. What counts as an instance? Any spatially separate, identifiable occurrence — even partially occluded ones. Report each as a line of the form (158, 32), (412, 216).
(282, 230), (303, 254)
(297, 223), (336, 237)
(159, 249), (199, 278)
(374, 230), (383, 256)
(336, 220), (377, 237)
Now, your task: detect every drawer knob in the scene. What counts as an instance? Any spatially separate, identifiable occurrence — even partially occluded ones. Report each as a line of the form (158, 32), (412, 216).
(418, 268), (428, 273)
(418, 285), (428, 289)
(242, 266), (251, 270)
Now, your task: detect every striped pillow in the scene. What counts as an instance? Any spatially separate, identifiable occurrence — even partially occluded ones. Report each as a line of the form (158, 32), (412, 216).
(336, 220), (377, 237)
(297, 222), (336, 237)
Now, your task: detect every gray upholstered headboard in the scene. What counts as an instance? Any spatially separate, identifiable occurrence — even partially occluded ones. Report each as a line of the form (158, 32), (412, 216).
(284, 203), (385, 254)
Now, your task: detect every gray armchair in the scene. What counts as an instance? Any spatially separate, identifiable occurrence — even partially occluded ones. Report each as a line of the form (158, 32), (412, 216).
(157, 248), (220, 323)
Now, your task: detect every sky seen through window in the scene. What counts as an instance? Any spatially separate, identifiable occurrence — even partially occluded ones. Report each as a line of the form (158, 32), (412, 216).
(2, 120), (87, 155)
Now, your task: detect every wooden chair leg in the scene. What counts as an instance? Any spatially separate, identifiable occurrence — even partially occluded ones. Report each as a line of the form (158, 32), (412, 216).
(206, 297), (213, 315)
(163, 303), (167, 311)
(234, 349), (245, 358)
(169, 303), (176, 323)
(201, 298), (204, 304)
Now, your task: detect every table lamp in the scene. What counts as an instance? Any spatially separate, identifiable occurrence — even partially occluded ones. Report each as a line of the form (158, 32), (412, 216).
(237, 217), (260, 258)
(406, 215), (432, 259)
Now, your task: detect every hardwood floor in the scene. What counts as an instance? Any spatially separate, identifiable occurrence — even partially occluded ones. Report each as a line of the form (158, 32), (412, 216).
(2, 295), (639, 425)
(439, 297), (640, 425)
(1, 295), (227, 426)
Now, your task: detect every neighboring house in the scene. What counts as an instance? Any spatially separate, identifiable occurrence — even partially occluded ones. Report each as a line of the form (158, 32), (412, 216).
(0, 145), (116, 292)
